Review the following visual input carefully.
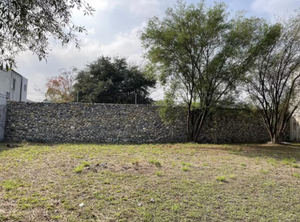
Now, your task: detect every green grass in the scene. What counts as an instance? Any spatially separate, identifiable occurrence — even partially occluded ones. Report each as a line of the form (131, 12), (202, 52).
(181, 166), (189, 171)
(182, 162), (192, 167)
(282, 158), (296, 165)
(1, 142), (300, 221)
(293, 173), (300, 178)
(1, 179), (25, 191)
(155, 171), (163, 177)
(74, 164), (84, 173)
(149, 159), (162, 168)
(216, 175), (227, 182)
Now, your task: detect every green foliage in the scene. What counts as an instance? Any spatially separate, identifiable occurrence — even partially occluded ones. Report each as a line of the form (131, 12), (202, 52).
(0, 0), (94, 68)
(73, 56), (156, 104)
(156, 99), (184, 124)
(141, 0), (265, 141)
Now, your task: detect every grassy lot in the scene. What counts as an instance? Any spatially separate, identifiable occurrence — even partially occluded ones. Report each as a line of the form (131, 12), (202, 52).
(1, 143), (300, 221)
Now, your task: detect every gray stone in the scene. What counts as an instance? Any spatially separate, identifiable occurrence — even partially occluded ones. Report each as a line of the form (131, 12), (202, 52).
(4, 101), (277, 144)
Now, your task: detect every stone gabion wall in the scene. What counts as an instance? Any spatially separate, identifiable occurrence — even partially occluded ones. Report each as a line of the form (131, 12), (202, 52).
(5, 102), (272, 143)
(5, 102), (186, 143)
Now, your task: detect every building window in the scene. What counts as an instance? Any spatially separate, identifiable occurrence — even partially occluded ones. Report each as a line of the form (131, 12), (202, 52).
(24, 84), (27, 92)
(11, 78), (16, 90)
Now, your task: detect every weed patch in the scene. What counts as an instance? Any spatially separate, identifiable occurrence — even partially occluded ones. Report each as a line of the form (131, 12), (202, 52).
(149, 159), (162, 168)
(216, 176), (226, 182)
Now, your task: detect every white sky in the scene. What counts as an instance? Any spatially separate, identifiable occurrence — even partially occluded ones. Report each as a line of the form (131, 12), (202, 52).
(14, 0), (300, 101)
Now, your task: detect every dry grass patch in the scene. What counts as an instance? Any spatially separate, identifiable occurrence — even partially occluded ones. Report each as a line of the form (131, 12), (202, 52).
(0, 143), (300, 221)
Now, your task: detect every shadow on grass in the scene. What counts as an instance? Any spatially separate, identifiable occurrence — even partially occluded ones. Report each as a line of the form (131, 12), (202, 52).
(0, 142), (52, 153)
(2, 142), (300, 162)
(228, 143), (300, 161)
(0, 142), (23, 153)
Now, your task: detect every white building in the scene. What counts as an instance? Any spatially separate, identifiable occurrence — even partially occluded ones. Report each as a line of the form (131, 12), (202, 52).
(0, 69), (28, 102)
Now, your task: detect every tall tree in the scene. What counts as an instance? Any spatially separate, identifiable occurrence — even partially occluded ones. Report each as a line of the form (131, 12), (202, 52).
(73, 56), (156, 104)
(246, 12), (300, 144)
(45, 67), (77, 103)
(0, 0), (94, 69)
(140, 0), (264, 142)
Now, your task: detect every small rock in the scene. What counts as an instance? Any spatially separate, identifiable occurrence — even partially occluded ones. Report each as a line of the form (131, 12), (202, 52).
(138, 202), (143, 207)
(150, 198), (155, 203)
(101, 163), (108, 168)
(79, 203), (84, 207)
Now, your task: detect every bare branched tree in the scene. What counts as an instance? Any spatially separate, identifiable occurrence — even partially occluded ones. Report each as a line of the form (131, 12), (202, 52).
(246, 12), (300, 143)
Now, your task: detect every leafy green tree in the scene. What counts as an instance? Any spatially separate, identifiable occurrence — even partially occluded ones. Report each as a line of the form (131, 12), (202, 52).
(0, 0), (94, 69)
(246, 12), (300, 144)
(140, 0), (265, 142)
(73, 56), (156, 104)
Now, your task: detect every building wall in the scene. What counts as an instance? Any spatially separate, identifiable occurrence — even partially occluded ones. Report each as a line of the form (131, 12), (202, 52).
(0, 95), (6, 141)
(21, 77), (28, 102)
(0, 70), (11, 96)
(5, 102), (272, 144)
(10, 71), (23, 102)
(0, 70), (28, 102)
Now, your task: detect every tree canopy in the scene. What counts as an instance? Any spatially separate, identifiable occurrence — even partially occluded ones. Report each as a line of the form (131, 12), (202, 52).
(140, 0), (265, 142)
(0, 0), (94, 69)
(45, 67), (77, 103)
(73, 56), (156, 104)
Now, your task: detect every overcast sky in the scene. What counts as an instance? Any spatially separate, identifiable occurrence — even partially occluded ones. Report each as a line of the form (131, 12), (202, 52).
(15, 0), (300, 101)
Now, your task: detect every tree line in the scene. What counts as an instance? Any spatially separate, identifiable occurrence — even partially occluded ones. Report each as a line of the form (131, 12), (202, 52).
(44, 56), (156, 104)
(140, 1), (300, 144)
(2, 0), (300, 144)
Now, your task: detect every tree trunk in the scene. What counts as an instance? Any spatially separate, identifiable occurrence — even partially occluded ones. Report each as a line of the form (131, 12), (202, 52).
(187, 105), (193, 142)
(270, 134), (282, 144)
